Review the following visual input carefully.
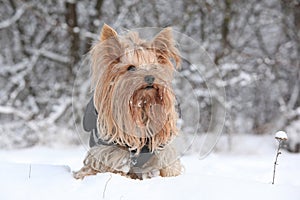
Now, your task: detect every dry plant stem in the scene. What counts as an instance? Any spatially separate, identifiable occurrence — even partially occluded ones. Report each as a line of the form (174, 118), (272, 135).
(272, 140), (282, 185)
(28, 164), (32, 179)
(102, 174), (112, 199)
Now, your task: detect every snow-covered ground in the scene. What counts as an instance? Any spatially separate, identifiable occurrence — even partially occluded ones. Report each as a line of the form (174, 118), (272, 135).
(0, 135), (299, 200)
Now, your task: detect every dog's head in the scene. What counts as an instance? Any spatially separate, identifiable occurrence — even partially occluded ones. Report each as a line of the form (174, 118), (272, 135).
(90, 24), (181, 151)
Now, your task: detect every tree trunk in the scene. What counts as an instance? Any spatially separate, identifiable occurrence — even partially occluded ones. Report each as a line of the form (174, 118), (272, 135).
(65, 1), (79, 81)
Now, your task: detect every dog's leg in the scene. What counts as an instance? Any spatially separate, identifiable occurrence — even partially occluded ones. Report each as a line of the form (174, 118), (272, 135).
(73, 145), (131, 179)
(73, 165), (99, 179)
(156, 145), (183, 177)
(160, 159), (182, 177)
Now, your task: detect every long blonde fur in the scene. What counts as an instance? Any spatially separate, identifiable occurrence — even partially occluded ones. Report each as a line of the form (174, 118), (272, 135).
(74, 24), (182, 179)
(91, 25), (180, 152)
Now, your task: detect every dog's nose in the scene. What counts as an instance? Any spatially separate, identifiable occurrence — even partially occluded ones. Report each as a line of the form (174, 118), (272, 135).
(144, 75), (155, 85)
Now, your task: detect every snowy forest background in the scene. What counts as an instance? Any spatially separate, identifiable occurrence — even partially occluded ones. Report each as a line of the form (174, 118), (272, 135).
(0, 0), (299, 152)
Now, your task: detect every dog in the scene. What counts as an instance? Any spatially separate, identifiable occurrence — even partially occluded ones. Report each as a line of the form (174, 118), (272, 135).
(73, 24), (182, 179)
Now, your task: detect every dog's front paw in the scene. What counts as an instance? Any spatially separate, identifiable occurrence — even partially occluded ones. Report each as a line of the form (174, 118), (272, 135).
(160, 160), (182, 177)
(73, 165), (99, 180)
(142, 169), (160, 179)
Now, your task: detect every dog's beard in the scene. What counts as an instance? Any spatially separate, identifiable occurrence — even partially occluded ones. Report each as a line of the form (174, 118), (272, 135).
(95, 70), (178, 151)
(129, 84), (170, 137)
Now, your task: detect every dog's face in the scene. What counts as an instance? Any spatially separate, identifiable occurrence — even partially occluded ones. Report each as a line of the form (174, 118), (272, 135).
(90, 24), (181, 151)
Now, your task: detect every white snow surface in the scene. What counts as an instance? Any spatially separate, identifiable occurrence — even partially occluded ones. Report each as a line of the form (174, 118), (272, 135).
(0, 135), (299, 200)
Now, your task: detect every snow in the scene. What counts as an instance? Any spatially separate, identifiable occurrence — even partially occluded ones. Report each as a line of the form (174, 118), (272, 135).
(73, 27), (80, 33)
(0, 135), (299, 200)
(275, 131), (288, 140)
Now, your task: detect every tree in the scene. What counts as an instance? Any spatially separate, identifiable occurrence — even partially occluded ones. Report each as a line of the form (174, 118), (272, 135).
(0, 0), (299, 149)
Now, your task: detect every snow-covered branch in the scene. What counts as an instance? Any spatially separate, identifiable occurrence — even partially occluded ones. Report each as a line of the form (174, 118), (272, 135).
(26, 48), (71, 64)
(47, 98), (72, 124)
(0, 4), (31, 30)
(0, 106), (31, 120)
(0, 60), (28, 75)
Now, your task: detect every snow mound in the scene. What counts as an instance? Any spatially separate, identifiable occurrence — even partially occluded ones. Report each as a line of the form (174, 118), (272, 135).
(0, 162), (299, 200)
(0, 135), (299, 200)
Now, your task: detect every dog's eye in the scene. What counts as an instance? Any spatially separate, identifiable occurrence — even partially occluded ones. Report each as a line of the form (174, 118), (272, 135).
(127, 65), (136, 71)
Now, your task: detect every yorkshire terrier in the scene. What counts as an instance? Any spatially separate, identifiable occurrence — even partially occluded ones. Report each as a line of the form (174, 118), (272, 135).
(73, 24), (182, 179)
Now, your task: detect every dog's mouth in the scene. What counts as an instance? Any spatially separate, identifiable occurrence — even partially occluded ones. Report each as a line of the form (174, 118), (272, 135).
(145, 85), (154, 90)
(143, 83), (158, 90)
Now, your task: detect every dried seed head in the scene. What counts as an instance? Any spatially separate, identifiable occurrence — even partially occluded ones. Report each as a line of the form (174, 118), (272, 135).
(275, 131), (288, 141)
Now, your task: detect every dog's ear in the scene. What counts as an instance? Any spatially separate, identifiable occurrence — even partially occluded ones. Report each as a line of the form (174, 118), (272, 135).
(98, 24), (121, 56)
(152, 27), (181, 68)
(153, 27), (173, 47)
(100, 24), (118, 41)
(91, 24), (121, 89)
(98, 24), (121, 53)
